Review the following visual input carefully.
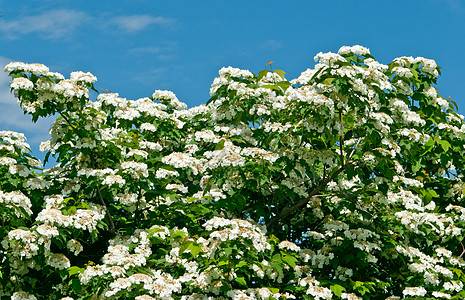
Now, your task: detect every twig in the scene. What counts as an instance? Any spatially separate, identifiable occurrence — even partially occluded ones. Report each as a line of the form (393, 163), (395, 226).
(54, 106), (116, 234)
(267, 162), (354, 230)
(96, 186), (115, 233)
(339, 110), (344, 168)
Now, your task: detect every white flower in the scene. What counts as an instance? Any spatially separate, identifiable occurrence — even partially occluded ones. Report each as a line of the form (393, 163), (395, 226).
(278, 240), (300, 252)
(11, 291), (37, 300)
(5, 62), (49, 75)
(152, 90), (187, 110)
(121, 161), (149, 177)
(67, 239), (84, 256)
(102, 174), (126, 187)
(338, 45), (370, 56)
(70, 71), (97, 83)
(432, 291), (451, 299)
(218, 66), (254, 78)
(155, 168), (179, 179)
(10, 77), (34, 91)
(47, 253), (71, 270)
(402, 287), (427, 297)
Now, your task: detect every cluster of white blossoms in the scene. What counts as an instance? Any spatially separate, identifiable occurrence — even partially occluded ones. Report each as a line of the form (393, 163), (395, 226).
(0, 190), (33, 217)
(35, 195), (105, 232)
(3, 45), (465, 299)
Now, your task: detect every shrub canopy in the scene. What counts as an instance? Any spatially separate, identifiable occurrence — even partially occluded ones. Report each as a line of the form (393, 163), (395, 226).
(2, 45), (465, 299)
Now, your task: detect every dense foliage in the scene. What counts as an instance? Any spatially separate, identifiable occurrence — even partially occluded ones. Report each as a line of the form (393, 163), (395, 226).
(2, 45), (465, 299)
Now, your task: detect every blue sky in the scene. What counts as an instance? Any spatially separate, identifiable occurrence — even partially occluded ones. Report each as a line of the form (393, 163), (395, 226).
(1, 0), (465, 161)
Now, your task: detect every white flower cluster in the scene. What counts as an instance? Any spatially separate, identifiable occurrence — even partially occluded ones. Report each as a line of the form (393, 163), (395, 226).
(36, 195), (105, 232)
(0, 190), (33, 217)
(338, 45), (370, 56)
(121, 161), (149, 178)
(1, 130), (31, 153)
(204, 217), (271, 253)
(152, 90), (187, 110)
(2, 46), (463, 298)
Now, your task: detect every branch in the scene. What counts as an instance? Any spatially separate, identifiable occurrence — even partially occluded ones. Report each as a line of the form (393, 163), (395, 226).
(267, 136), (363, 231)
(96, 186), (116, 233)
(267, 162), (354, 230)
(339, 110), (344, 168)
(55, 108), (82, 139)
(54, 106), (116, 234)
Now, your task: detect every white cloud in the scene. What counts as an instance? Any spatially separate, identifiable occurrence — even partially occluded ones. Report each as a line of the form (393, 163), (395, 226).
(443, 0), (465, 12)
(0, 10), (176, 39)
(260, 40), (282, 50)
(112, 15), (175, 33)
(0, 9), (89, 39)
(129, 46), (163, 54)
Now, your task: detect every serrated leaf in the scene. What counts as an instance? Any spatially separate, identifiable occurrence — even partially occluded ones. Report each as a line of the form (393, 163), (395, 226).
(330, 284), (346, 297)
(234, 277), (247, 286)
(215, 139), (225, 150)
(237, 261), (247, 268)
(269, 287), (280, 293)
(68, 266), (84, 276)
(179, 241), (192, 255)
(188, 243), (201, 257)
(438, 140), (451, 152)
(282, 255), (297, 268)
(256, 70), (270, 82)
(44, 151), (51, 166)
(230, 137), (247, 144)
(323, 77), (334, 85)
(277, 81), (291, 92)
(428, 189), (439, 198)
(274, 69), (286, 80)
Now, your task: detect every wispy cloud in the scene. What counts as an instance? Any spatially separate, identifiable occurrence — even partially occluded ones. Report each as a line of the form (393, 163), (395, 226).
(129, 46), (163, 54)
(0, 10), (176, 40)
(0, 9), (89, 39)
(260, 40), (282, 50)
(112, 15), (175, 33)
(129, 42), (177, 60)
(441, 0), (465, 12)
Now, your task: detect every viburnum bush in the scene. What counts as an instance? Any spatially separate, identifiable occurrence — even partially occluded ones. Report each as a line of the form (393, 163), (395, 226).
(2, 45), (465, 299)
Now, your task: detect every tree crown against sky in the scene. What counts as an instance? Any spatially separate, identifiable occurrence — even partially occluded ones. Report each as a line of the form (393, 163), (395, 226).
(1, 45), (465, 299)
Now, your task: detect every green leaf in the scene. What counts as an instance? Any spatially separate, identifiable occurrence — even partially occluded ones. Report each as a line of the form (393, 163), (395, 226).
(450, 100), (459, 111)
(269, 288), (280, 294)
(274, 69), (286, 80)
(230, 137), (247, 144)
(323, 77), (334, 85)
(215, 139), (225, 150)
(224, 247), (233, 256)
(234, 277), (247, 286)
(282, 255), (297, 268)
(438, 139), (451, 152)
(261, 84), (280, 91)
(256, 70), (270, 82)
(179, 241), (192, 255)
(70, 278), (82, 293)
(427, 189), (439, 198)
(188, 243), (201, 257)
(412, 158), (422, 173)
(424, 137), (434, 148)
(68, 266), (84, 276)
(330, 284), (346, 297)
(44, 151), (51, 166)
(277, 81), (291, 92)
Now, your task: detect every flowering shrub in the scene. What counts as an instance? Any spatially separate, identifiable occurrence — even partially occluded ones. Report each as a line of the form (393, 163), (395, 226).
(2, 46), (465, 299)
